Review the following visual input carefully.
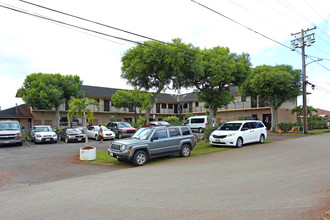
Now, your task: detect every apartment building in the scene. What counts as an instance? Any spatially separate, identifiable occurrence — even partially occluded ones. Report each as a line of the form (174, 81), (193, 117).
(27, 85), (297, 130)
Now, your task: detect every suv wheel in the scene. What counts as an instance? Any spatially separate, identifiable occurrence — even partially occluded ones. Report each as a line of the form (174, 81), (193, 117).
(118, 132), (122, 139)
(236, 137), (243, 148)
(65, 138), (68, 143)
(95, 135), (98, 140)
(133, 150), (147, 166)
(180, 144), (191, 157)
(259, 134), (265, 144)
(198, 128), (203, 133)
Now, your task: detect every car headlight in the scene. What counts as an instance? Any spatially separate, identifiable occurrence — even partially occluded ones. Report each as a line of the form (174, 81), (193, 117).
(36, 134), (42, 137)
(68, 135), (74, 138)
(53, 134), (57, 137)
(227, 133), (236, 137)
(120, 145), (127, 152)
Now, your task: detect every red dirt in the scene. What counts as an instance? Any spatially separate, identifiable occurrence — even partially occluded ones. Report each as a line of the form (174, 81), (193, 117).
(81, 147), (95, 150)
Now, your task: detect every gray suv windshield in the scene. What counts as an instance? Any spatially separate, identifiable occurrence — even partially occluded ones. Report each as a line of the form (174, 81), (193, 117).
(132, 128), (152, 140)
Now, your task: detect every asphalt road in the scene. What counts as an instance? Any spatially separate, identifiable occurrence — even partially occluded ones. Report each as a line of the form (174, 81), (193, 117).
(0, 133), (329, 219)
(0, 138), (123, 191)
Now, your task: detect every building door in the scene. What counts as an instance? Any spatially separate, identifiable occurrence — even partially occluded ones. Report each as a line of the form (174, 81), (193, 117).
(174, 104), (178, 114)
(262, 114), (271, 130)
(156, 103), (160, 113)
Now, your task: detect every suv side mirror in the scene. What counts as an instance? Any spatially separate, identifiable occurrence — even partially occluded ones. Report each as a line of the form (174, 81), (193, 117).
(151, 136), (158, 142)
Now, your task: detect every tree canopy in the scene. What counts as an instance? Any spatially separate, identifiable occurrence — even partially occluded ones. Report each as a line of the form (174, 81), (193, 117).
(18, 73), (82, 128)
(240, 65), (301, 131)
(186, 46), (252, 124)
(121, 38), (202, 123)
(111, 89), (155, 123)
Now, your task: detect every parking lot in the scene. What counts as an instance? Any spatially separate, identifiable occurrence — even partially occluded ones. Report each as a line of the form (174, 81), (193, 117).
(0, 138), (125, 192)
(0, 133), (301, 192)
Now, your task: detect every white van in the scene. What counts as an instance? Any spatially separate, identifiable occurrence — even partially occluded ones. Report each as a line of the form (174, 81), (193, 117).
(183, 116), (208, 133)
(0, 121), (23, 146)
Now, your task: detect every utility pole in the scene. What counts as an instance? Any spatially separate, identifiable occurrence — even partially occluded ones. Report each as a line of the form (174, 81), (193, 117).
(291, 26), (316, 134)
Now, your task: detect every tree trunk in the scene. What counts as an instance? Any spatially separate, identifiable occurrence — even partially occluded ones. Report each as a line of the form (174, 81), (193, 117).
(55, 104), (60, 129)
(208, 108), (215, 128)
(83, 112), (89, 147)
(270, 105), (277, 132)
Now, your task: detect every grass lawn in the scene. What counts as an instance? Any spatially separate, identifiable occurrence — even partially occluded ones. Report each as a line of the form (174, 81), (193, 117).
(88, 141), (231, 167)
(268, 128), (330, 136)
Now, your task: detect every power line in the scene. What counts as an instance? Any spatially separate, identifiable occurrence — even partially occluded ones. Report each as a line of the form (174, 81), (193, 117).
(14, 0), (255, 70)
(191, 0), (330, 72)
(0, 3), (256, 73)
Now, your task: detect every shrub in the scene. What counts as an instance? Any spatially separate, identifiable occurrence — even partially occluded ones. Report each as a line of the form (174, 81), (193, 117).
(163, 116), (182, 125)
(203, 126), (214, 140)
(277, 122), (294, 132)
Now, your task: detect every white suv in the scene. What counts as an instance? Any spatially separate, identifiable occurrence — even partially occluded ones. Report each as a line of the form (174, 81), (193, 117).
(209, 120), (267, 148)
(31, 125), (58, 144)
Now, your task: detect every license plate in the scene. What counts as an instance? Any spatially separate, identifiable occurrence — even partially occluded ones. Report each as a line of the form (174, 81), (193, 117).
(78, 138), (82, 141)
(46, 139), (50, 141)
(110, 152), (113, 156)
(215, 139), (220, 142)
(5, 141), (9, 143)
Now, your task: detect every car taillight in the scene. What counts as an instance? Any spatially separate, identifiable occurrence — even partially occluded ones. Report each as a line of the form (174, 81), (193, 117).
(205, 123), (207, 126)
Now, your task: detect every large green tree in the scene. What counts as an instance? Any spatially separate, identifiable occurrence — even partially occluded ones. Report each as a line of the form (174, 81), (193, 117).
(111, 89), (155, 123)
(240, 65), (301, 131)
(187, 46), (251, 125)
(121, 38), (202, 123)
(18, 73), (82, 128)
(67, 98), (100, 147)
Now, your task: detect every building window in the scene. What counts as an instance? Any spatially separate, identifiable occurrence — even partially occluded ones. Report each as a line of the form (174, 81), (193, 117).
(60, 117), (68, 126)
(183, 103), (188, 109)
(195, 102), (199, 107)
(124, 118), (132, 122)
(168, 104), (173, 109)
(241, 96), (246, 102)
(45, 120), (52, 126)
(33, 120), (41, 125)
(104, 100), (110, 112)
(65, 100), (69, 110)
(161, 103), (167, 109)
(251, 96), (257, 108)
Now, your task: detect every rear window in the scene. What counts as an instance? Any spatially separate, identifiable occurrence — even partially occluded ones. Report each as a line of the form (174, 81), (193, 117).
(181, 127), (191, 135)
(257, 122), (265, 128)
(169, 128), (180, 137)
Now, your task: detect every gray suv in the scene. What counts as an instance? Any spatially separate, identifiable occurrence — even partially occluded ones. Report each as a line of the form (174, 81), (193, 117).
(108, 125), (196, 166)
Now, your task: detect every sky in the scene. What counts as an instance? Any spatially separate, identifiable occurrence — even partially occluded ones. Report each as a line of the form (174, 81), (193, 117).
(0, 0), (329, 111)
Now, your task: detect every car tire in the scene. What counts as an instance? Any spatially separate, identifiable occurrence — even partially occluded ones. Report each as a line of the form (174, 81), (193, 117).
(18, 141), (23, 146)
(54, 141), (57, 144)
(198, 128), (203, 133)
(133, 150), (147, 166)
(236, 137), (243, 148)
(65, 138), (68, 143)
(58, 137), (61, 141)
(180, 144), (191, 157)
(259, 134), (265, 144)
(118, 132), (122, 139)
(95, 135), (98, 140)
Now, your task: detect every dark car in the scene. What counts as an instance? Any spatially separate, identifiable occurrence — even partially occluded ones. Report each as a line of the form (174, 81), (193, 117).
(106, 122), (137, 139)
(58, 128), (85, 143)
(108, 125), (196, 166)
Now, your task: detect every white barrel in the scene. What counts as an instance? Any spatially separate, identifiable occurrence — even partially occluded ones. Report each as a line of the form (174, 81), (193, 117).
(80, 147), (96, 160)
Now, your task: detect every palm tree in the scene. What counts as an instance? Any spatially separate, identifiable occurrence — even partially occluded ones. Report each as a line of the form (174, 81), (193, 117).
(67, 97), (100, 147)
(291, 105), (318, 123)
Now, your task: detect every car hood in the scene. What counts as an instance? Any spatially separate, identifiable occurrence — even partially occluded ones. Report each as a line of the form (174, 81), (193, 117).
(211, 130), (238, 135)
(120, 127), (137, 131)
(112, 139), (149, 145)
(36, 131), (56, 136)
(104, 130), (115, 135)
(0, 130), (20, 135)
(68, 132), (85, 136)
